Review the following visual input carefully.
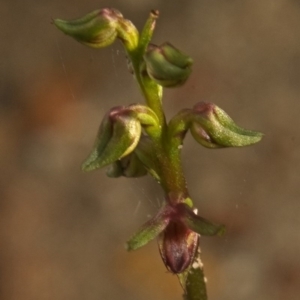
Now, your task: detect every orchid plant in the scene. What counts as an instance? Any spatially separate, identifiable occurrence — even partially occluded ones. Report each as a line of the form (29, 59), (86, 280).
(54, 8), (263, 300)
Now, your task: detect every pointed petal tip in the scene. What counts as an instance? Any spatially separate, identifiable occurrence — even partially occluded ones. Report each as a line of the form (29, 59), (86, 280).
(125, 240), (142, 252)
(216, 225), (226, 236)
(81, 160), (97, 172)
(53, 18), (67, 32)
(124, 242), (132, 252)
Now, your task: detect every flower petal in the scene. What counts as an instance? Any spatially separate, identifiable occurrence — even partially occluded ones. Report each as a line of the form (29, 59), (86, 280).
(180, 203), (225, 236)
(126, 206), (170, 251)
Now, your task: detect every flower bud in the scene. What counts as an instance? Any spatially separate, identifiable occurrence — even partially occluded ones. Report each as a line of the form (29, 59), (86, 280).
(54, 8), (138, 50)
(191, 102), (263, 148)
(82, 106), (142, 172)
(54, 9), (121, 48)
(143, 43), (193, 87)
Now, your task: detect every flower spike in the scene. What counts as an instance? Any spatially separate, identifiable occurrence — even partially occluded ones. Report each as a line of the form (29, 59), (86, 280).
(55, 8), (263, 299)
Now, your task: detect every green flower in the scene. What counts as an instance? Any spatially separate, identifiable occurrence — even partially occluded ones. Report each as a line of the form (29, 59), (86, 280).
(168, 102), (263, 148)
(82, 105), (159, 172)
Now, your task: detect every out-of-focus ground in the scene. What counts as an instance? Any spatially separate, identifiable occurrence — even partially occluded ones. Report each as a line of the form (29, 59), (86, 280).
(1, 0), (300, 299)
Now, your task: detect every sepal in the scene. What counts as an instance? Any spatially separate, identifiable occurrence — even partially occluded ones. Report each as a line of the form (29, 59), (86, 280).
(126, 206), (170, 251)
(180, 203), (225, 236)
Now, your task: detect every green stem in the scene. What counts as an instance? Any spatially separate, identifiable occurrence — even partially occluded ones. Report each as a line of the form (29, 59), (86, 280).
(126, 11), (190, 201)
(135, 67), (166, 128)
(131, 10), (166, 127)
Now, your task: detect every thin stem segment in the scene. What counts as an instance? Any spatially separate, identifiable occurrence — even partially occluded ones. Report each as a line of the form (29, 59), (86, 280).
(125, 11), (190, 199)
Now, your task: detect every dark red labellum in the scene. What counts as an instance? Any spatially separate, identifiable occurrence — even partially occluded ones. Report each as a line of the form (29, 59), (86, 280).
(158, 221), (199, 274)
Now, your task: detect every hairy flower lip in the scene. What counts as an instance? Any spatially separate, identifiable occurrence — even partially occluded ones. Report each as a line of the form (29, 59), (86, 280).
(157, 201), (225, 274)
(160, 231), (198, 274)
(158, 217), (199, 274)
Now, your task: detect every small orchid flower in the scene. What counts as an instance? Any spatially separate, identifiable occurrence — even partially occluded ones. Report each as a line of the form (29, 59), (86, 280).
(82, 104), (160, 172)
(127, 194), (224, 274)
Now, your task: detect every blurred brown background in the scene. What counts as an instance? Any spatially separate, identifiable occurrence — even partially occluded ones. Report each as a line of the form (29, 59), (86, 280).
(1, 0), (300, 299)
